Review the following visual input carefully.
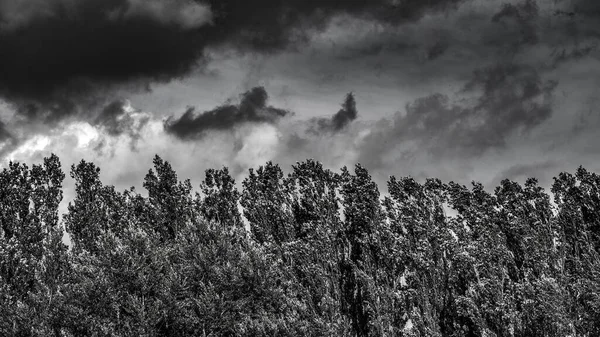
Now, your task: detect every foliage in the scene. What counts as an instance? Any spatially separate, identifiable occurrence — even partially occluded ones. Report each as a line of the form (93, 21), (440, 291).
(1, 155), (600, 336)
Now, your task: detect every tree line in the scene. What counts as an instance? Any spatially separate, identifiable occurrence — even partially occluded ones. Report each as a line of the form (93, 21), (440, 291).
(1, 154), (599, 336)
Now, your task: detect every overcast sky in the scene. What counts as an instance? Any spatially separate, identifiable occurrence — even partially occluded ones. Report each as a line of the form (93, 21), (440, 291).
(1, 0), (599, 204)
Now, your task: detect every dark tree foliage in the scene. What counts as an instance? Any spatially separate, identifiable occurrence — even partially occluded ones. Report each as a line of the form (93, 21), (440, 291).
(241, 162), (295, 245)
(199, 167), (243, 229)
(143, 155), (194, 241)
(0, 155), (68, 335)
(2, 155), (600, 336)
(339, 164), (382, 337)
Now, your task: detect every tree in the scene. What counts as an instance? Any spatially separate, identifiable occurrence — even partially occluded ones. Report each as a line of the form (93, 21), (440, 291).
(4, 154), (600, 336)
(65, 160), (129, 253)
(198, 167), (243, 229)
(495, 178), (569, 336)
(551, 168), (600, 335)
(0, 154), (69, 335)
(339, 164), (381, 336)
(143, 155), (194, 241)
(241, 161), (295, 245)
(384, 176), (451, 336)
(286, 160), (350, 335)
(445, 181), (514, 336)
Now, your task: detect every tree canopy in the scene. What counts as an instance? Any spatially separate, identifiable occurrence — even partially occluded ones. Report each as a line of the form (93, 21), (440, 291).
(1, 154), (599, 336)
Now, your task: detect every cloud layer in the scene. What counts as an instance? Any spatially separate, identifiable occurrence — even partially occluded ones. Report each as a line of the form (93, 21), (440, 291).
(0, 0), (469, 123)
(2, 0), (600, 203)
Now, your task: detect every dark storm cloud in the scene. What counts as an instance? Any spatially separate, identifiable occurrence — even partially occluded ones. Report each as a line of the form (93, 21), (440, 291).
(548, 0), (600, 67)
(551, 0), (600, 45)
(164, 87), (289, 140)
(0, 120), (16, 158)
(570, 0), (600, 18)
(94, 100), (129, 136)
(205, 0), (466, 52)
(426, 41), (449, 60)
(309, 93), (358, 133)
(0, 121), (11, 141)
(551, 44), (597, 67)
(358, 63), (557, 168)
(0, 0), (468, 123)
(94, 99), (149, 137)
(463, 63), (557, 140)
(490, 0), (539, 51)
(0, 0), (212, 121)
(317, 0), (600, 88)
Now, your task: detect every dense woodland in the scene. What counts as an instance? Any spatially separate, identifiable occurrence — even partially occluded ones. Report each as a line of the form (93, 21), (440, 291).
(1, 154), (600, 336)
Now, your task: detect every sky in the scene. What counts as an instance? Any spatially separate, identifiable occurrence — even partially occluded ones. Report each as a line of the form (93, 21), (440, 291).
(1, 0), (600, 206)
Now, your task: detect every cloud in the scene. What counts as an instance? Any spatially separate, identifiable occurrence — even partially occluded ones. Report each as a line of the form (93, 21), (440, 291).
(164, 87), (290, 140)
(90, 99), (151, 155)
(4, 0), (600, 196)
(0, 0), (213, 122)
(231, 124), (282, 175)
(0, 101), (290, 215)
(547, 0), (600, 60)
(0, 0), (596, 128)
(357, 63), (557, 171)
(203, 0), (466, 52)
(490, 0), (539, 51)
(309, 92), (358, 133)
(550, 43), (597, 69)
(119, 0), (212, 30)
(0, 0), (470, 123)
(426, 41), (449, 60)
(94, 99), (150, 137)
(0, 120), (11, 141)
(570, 0), (600, 21)
(0, 0), (212, 32)
(0, 120), (16, 158)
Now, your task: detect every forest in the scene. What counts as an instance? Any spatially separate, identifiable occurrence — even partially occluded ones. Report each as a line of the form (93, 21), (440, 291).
(1, 154), (600, 337)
